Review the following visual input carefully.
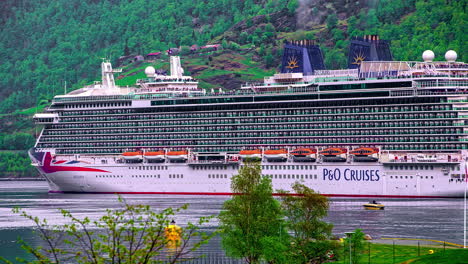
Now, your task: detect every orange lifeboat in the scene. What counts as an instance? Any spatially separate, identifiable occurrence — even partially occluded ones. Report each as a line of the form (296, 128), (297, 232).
(291, 148), (317, 162)
(239, 149), (262, 159)
(166, 150), (189, 161)
(350, 147), (379, 162)
(320, 147), (347, 162)
(291, 148), (317, 156)
(264, 149), (288, 161)
(320, 147), (347, 156)
(350, 147), (379, 156)
(122, 151), (143, 161)
(144, 150), (166, 162)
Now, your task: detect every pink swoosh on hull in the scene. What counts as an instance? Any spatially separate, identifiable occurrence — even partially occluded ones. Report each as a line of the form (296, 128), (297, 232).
(40, 152), (110, 173)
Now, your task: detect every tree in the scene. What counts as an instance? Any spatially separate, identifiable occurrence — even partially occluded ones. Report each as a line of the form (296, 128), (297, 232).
(287, 0), (299, 15)
(326, 13), (338, 30)
(280, 183), (338, 264)
(219, 161), (288, 264)
(1, 197), (214, 264)
(239, 31), (248, 44)
(179, 46), (191, 56)
(344, 229), (366, 264)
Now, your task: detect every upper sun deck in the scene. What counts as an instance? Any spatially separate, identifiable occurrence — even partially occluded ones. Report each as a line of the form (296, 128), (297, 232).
(52, 55), (468, 104)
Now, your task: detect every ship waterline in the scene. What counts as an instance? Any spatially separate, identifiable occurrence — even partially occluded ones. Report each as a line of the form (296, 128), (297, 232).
(30, 46), (468, 197)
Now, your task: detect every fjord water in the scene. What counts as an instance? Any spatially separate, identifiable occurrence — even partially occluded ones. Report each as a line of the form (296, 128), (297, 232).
(0, 181), (466, 261)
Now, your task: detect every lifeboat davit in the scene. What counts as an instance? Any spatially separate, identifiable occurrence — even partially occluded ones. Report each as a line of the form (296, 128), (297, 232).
(166, 150), (189, 161)
(264, 149), (288, 162)
(144, 150), (166, 162)
(239, 149), (262, 159)
(290, 148), (316, 162)
(320, 148), (347, 162)
(350, 147), (379, 162)
(122, 151), (143, 161)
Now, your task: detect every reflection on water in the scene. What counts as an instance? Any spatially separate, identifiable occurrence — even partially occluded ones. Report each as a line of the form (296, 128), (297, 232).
(0, 181), (466, 260)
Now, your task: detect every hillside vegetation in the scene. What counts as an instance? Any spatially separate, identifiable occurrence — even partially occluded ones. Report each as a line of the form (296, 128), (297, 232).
(0, 0), (465, 177)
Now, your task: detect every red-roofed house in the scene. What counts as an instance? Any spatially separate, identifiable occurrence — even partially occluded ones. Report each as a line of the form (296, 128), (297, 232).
(145, 52), (162, 60)
(200, 44), (221, 51)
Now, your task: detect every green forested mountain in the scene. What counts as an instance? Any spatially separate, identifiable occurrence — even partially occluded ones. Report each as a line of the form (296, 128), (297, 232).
(0, 0), (466, 177)
(0, 0), (465, 114)
(0, 0), (294, 113)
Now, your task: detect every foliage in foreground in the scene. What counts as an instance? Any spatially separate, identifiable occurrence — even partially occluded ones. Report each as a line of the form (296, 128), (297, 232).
(219, 161), (338, 264)
(280, 183), (339, 264)
(343, 228), (366, 264)
(218, 161), (289, 264)
(0, 197), (214, 264)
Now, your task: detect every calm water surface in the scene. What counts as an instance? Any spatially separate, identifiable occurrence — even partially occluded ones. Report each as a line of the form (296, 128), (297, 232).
(0, 181), (466, 261)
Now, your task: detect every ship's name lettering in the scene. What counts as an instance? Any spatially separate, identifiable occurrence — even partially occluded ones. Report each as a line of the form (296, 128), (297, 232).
(323, 168), (380, 182)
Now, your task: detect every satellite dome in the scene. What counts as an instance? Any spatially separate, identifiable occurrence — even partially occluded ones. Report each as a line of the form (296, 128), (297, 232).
(422, 50), (435, 62)
(445, 50), (457, 62)
(145, 66), (156, 77)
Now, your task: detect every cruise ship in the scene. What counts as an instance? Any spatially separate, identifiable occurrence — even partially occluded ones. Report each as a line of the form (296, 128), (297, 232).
(30, 39), (468, 197)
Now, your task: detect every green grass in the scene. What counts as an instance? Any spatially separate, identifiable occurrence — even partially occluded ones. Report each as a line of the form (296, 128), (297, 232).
(115, 70), (147, 86)
(195, 68), (236, 79)
(16, 105), (47, 116)
(409, 249), (468, 264)
(339, 243), (467, 264)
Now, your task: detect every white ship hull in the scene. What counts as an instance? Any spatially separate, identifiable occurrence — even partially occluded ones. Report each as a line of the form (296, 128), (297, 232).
(33, 153), (467, 198)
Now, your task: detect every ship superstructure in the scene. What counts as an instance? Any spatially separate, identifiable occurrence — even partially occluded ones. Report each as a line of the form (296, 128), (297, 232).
(30, 50), (468, 197)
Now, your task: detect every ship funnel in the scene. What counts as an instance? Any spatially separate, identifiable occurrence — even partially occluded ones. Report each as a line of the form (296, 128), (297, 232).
(348, 36), (393, 69)
(280, 40), (325, 75)
(170, 56), (184, 78)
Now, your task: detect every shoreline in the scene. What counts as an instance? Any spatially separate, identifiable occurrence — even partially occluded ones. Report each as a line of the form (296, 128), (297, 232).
(0, 178), (45, 181)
